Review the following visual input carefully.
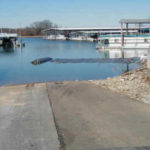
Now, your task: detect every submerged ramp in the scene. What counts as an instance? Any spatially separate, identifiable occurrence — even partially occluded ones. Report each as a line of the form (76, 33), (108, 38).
(31, 57), (139, 65)
(52, 57), (139, 64)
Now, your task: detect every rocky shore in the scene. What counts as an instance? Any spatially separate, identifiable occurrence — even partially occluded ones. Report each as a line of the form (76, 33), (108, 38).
(91, 62), (150, 104)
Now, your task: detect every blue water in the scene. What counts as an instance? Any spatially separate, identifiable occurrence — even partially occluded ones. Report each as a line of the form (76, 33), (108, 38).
(0, 38), (139, 86)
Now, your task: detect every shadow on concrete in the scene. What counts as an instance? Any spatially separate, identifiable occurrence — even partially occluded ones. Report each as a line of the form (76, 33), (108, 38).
(100, 146), (150, 150)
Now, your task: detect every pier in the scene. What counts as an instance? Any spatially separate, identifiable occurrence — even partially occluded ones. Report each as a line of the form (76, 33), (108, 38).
(120, 19), (150, 58)
(0, 33), (18, 48)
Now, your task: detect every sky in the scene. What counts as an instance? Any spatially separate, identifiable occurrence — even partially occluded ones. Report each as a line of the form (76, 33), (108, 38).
(0, 0), (150, 28)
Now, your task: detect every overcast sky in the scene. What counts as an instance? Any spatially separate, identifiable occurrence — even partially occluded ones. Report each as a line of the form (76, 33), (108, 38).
(0, 0), (150, 28)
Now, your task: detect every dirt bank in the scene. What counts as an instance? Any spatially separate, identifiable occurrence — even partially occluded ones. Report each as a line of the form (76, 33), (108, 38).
(91, 62), (150, 104)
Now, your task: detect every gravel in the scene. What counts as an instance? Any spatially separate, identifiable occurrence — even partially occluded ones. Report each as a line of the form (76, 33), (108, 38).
(91, 62), (150, 104)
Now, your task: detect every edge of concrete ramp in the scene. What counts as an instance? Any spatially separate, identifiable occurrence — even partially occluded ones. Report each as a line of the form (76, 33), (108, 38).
(0, 83), (60, 150)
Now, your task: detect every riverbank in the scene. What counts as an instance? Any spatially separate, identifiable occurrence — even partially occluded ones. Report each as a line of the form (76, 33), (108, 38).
(91, 62), (150, 104)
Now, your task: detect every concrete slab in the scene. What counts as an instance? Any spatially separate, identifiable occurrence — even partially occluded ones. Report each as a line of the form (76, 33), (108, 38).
(47, 81), (150, 150)
(0, 83), (60, 150)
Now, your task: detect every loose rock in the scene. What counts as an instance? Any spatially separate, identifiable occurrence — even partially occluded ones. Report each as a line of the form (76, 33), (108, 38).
(91, 61), (150, 104)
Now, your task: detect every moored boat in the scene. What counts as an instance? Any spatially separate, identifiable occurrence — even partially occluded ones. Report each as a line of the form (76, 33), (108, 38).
(96, 34), (150, 50)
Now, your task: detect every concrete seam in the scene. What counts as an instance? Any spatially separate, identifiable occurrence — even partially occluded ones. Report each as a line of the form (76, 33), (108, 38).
(45, 83), (65, 150)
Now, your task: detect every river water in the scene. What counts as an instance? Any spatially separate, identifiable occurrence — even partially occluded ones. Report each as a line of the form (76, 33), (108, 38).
(0, 38), (139, 86)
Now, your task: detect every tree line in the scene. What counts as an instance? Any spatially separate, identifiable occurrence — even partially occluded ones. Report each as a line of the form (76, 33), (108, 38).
(0, 20), (58, 36)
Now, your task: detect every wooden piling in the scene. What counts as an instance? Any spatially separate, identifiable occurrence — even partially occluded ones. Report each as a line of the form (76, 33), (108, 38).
(121, 23), (124, 58)
(147, 49), (150, 69)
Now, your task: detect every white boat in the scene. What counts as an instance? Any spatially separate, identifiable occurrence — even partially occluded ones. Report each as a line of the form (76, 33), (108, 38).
(0, 33), (18, 38)
(69, 36), (93, 41)
(45, 34), (66, 40)
(45, 35), (66, 40)
(97, 34), (150, 50)
(69, 36), (83, 41)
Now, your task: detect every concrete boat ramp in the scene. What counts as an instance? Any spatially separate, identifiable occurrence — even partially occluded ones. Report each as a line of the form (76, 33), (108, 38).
(1, 82), (150, 150)
(0, 83), (60, 150)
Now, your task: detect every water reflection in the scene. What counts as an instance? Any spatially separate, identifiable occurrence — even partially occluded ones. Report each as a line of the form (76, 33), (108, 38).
(0, 46), (24, 56)
(0, 47), (15, 53)
(98, 49), (145, 73)
(108, 49), (147, 59)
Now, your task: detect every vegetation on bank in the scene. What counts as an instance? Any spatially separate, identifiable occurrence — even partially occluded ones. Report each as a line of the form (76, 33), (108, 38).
(1, 20), (58, 36)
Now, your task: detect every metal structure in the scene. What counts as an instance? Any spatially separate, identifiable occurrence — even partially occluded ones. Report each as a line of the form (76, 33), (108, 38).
(43, 26), (140, 41)
(120, 19), (150, 46)
(120, 19), (150, 58)
(0, 33), (18, 48)
(44, 27), (138, 35)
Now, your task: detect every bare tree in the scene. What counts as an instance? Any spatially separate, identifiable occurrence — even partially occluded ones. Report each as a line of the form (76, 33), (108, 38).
(30, 20), (57, 35)
(0, 20), (58, 36)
